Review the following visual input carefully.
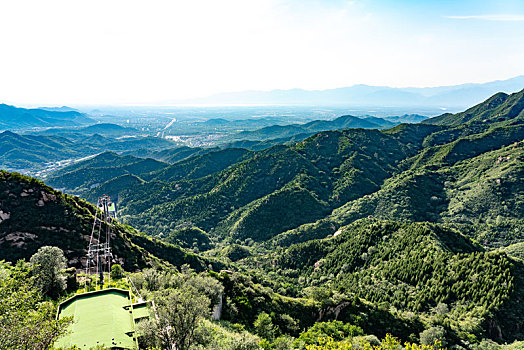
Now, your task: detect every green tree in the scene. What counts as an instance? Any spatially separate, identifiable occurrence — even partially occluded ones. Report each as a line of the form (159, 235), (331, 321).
(297, 321), (363, 346)
(110, 264), (124, 280)
(30, 246), (67, 299)
(434, 303), (449, 315)
(184, 273), (224, 307)
(473, 340), (500, 350)
(138, 287), (210, 350)
(273, 335), (295, 350)
(304, 334), (439, 350)
(0, 261), (72, 349)
(254, 312), (276, 341)
(420, 326), (446, 347)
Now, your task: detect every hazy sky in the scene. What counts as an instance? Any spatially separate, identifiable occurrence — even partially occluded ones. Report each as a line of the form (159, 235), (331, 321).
(1, 0), (523, 105)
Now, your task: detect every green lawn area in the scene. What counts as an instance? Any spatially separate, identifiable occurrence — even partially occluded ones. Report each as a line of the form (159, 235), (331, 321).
(55, 289), (138, 349)
(132, 302), (151, 322)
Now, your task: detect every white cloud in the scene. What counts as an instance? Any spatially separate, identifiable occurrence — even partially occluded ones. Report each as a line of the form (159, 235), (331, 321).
(445, 14), (524, 21)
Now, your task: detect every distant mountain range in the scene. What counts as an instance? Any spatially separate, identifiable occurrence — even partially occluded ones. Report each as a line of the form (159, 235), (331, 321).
(38, 106), (79, 112)
(0, 130), (176, 175)
(36, 122), (140, 137)
(0, 104), (94, 130)
(180, 76), (524, 108)
(228, 114), (397, 141)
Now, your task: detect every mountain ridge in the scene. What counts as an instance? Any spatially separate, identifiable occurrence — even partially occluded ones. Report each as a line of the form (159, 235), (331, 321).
(177, 76), (524, 108)
(0, 103), (95, 130)
(229, 115), (396, 141)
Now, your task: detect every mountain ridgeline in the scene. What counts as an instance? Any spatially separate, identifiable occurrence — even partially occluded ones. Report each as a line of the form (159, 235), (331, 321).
(179, 75), (524, 108)
(0, 104), (94, 130)
(228, 114), (397, 141)
(46, 91), (521, 244)
(0, 129), (176, 174)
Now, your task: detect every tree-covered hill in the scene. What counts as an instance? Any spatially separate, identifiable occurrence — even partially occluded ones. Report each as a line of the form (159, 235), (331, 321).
(45, 151), (169, 195)
(274, 140), (522, 247)
(145, 148), (253, 182)
(0, 171), (219, 272)
(221, 132), (314, 151)
(0, 131), (82, 171)
(93, 128), (412, 238)
(0, 130), (176, 174)
(48, 151), (151, 174)
(422, 89), (524, 126)
(2, 89), (524, 348)
(256, 220), (524, 342)
(122, 145), (215, 163)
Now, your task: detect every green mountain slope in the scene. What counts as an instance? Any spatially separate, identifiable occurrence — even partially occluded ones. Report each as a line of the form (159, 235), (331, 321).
(272, 139), (522, 249)
(147, 148), (253, 182)
(406, 124), (524, 168)
(260, 220), (524, 342)
(3, 90), (524, 347)
(101, 128), (413, 238)
(0, 131), (84, 170)
(34, 123), (140, 138)
(0, 131), (176, 174)
(46, 90), (524, 247)
(45, 152), (168, 194)
(123, 146), (215, 164)
(0, 171), (220, 272)
(264, 91), (524, 250)
(222, 132), (314, 151)
(422, 89), (524, 126)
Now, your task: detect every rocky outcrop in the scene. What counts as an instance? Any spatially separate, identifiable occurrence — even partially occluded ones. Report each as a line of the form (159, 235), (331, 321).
(0, 232), (38, 248)
(0, 210), (10, 223)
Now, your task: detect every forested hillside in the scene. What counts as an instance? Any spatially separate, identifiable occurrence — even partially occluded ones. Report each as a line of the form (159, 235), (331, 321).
(0, 171), (444, 348)
(255, 220), (524, 342)
(56, 90), (523, 249)
(94, 128), (412, 238)
(0, 171), (219, 272)
(0, 130), (176, 174)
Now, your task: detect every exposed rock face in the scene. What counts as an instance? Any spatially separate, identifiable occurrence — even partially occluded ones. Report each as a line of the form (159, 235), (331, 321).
(0, 232), (38, 247)
(35, 190), (57, 207)
(41, 191), (57, 202)
(0, 210), (10, 223)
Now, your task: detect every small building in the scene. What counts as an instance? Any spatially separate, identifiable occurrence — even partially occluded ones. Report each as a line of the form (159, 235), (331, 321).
(54, 288), (150, 350)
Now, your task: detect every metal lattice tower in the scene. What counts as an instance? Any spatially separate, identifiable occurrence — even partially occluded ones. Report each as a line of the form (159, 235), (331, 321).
(84, 195), (117, 291)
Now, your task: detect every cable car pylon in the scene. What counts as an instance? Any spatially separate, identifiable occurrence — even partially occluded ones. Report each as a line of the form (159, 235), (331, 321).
(84, 195), (117, 291)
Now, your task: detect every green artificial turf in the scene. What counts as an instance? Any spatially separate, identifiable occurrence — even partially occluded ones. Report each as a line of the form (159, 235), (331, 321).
(55, 289), (137, 349)
(132, 302), (151, 322)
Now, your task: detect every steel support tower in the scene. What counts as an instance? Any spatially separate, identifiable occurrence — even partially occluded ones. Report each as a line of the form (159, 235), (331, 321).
(85, 195), (116, 290)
